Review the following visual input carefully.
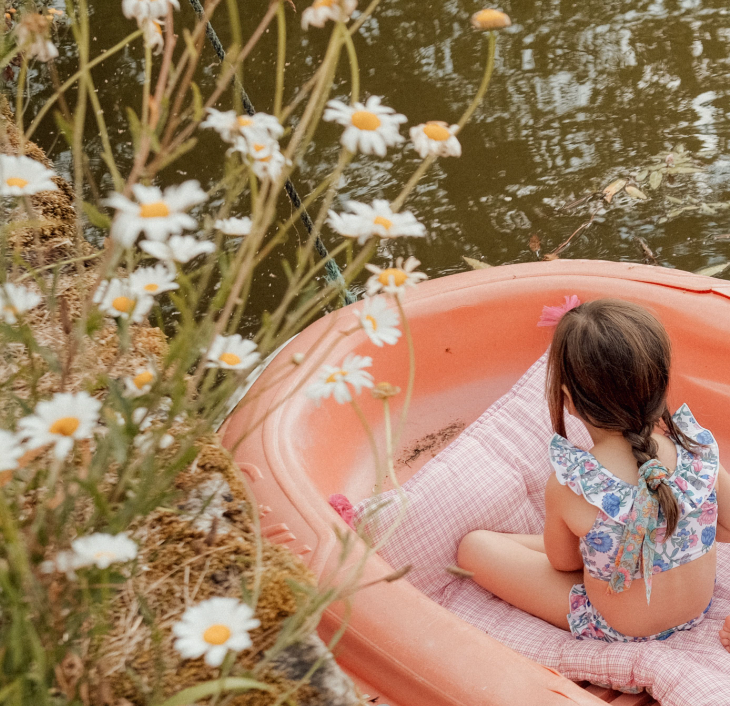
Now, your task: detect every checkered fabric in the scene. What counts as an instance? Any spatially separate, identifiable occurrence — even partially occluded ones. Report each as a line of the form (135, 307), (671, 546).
(353, 353), (730, 704)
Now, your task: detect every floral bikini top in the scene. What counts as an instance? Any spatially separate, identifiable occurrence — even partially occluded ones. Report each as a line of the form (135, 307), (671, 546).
(550, 404), (719, 604)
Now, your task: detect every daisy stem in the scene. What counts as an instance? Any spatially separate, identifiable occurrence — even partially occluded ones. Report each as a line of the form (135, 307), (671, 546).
(15, 57), (27, 150)
(340, 22), (360, 105)
(351, 399), (383, 495)
(390, 154), (437, 212)
(273, 0), (286, 119)
(393, 297), (415, 455)
(456, 30), (496, 131)
(142, 43), (153, 130)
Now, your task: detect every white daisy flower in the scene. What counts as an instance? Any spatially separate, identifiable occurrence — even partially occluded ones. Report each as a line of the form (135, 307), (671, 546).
(135, 429), (174, 454)
(122, 0), (180, 21)
(124, 368), (156, 397)
(323, 96), (407, 157)
(0, 154), (58, 197)
(214, 217), (252, 236)
(15, 13), (59, 62)
(201, 108), (283, 147)
(301, 0), (357, 30)
(247, 141), (289, 181)
(105, 181), (207, 246)
(173, 597), (260, 667)
(141, 17), (164, 54)
(410, 121), (461, 159)
(0, 283), (42, 324)
(327, 200), (425, 245)
(364, 256), (428, 298)
(71, 532), (138, 569)
(130, 264), (179, 296)
(0, 430), (24, 472)
(206, 334), (260, 371)
(139, 235), (216, 263)
(306, 354), (374, 405)
(41, 550), (81, 578)
(17, 391), (101, 461)
(94, 278), (154, 323)
(356, 296), (401, 347)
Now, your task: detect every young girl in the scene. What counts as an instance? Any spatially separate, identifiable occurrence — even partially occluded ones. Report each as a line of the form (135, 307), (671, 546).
(457, 299), (730, 646)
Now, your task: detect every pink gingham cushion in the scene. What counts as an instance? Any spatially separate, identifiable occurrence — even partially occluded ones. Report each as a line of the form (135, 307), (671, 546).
(353, 352), (591, 602)
(354, 353), (730, 703)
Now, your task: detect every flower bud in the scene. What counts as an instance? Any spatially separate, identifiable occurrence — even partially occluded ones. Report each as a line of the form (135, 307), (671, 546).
(371, 382), (400, 399)
(470, 8), (511, 30)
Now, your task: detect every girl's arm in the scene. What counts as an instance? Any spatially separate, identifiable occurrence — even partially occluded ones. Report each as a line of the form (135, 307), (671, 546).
(543, 474), (584, 571)
(714, 462), (730, 543)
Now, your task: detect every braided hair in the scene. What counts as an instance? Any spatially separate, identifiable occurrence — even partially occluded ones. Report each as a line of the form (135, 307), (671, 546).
(546, 299), (700, 537)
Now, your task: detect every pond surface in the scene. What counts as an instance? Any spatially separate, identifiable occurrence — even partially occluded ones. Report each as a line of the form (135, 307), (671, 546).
(28, 0), (730, 332)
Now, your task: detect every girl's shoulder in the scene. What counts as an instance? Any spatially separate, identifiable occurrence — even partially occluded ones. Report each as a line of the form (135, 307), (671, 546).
(548, 404), (719, 524)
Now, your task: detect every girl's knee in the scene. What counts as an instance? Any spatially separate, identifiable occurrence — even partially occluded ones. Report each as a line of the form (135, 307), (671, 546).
(457, 530), (492, 569)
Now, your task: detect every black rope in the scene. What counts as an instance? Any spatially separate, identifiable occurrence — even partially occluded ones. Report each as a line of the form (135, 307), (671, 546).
(188, 0), (357, 305)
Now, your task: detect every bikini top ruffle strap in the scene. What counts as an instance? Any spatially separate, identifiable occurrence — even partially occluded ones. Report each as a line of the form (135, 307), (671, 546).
(607, 459), (682, 604)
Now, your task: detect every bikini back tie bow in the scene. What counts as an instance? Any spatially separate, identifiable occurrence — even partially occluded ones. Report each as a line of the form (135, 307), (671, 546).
(607, 458), (672, 604)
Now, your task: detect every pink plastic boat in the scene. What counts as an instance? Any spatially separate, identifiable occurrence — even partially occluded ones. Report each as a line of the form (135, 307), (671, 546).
(221, 259), (730, 706)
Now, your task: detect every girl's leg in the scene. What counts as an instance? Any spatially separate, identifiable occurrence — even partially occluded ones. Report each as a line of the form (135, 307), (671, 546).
(457, 530), (582, 630)
(505, 533), (545, 553)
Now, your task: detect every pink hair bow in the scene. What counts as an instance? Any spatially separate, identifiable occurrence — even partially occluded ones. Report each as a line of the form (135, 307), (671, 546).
(537, 295), (581, 327)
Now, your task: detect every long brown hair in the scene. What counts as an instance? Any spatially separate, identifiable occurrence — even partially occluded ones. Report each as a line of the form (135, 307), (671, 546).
(546, 299), (698, 537)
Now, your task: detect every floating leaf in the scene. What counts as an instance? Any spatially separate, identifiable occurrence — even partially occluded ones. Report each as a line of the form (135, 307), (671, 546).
(602, 179), (627, 203)
(636, 169), (648, 182)
(543, 253), (560, 261)
(694, 262), (729, 278)
(462, 256), (492, 270)
(529, 234), (541, 253)
(649, 171), (663, 190)
(699, 203), (718, 216)
(625, 185), (648, 201)
(633, 236), (657, 265)
(666, 196), (683, 205)
(664, 166), (704, 175)
(665, 206), (699, 219)
(714, 234), (730, 241)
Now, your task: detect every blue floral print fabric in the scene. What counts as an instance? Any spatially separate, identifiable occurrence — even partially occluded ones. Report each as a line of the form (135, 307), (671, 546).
(567, 584), (711, 645)
(550, 404), (719, 588)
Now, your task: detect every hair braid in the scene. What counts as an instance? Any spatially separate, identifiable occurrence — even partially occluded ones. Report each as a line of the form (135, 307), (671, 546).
(623, 421), (679, 536)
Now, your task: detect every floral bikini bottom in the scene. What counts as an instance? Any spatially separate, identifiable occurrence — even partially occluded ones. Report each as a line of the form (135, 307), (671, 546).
(567, 584), (711, 643)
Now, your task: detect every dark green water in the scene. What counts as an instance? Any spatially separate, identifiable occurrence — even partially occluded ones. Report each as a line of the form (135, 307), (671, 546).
(26, 0), (730, 330)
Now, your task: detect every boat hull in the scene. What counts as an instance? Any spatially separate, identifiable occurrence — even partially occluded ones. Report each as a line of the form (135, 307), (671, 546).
(221, 260), (730, 706)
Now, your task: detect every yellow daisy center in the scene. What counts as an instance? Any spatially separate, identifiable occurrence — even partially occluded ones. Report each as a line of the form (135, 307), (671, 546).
(152, 21), (162, 34)
(237, 116), (253, 127)
(6, 177), (29, 188)
(219, 352), (242, 366)
(351, 111), (381, 131)
(139, 201), (170, 218)
(133, 371), (154, 389)
(203, 624), (231, 645)
(112, 296), (135, 314)
(365, 314), (378, 331)
(378, 268), (408, 287)
(94, 550), (116, 560)
(313, 0), (337, 6)
(49, 416), (80, 436)
(144, 283), (159, 292)
(373, 215), (392, 230)
(4, 305), (18, 316)
(423, 122), (450, 141)
(253, 143), (266, 152)
(325, 370), (346, 384)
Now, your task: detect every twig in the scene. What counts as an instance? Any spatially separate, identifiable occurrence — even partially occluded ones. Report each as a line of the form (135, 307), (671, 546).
(546, 202), (603, 259)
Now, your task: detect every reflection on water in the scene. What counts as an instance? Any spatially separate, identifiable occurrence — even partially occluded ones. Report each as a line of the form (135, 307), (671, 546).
(25, 0), (730, 330)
